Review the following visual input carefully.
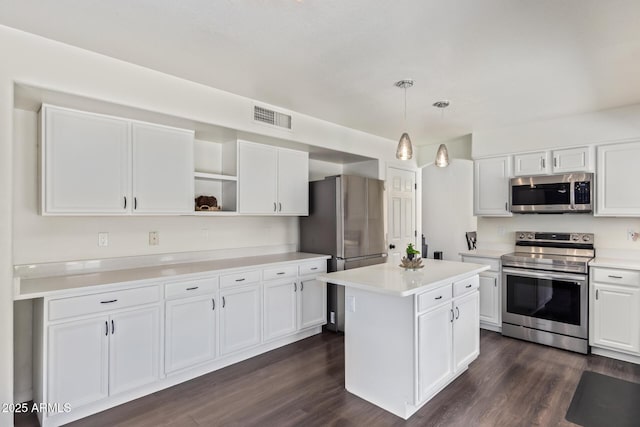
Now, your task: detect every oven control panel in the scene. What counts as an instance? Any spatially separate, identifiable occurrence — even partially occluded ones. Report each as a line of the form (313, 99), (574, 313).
(515, 231), (594, 245)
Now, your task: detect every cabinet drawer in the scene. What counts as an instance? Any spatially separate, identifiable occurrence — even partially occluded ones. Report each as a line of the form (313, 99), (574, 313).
(592, 268), (640, 286)
(49, 286), (160, 321)
(461, 256), (500, 272)
(263, 265), (297, 281)
(220, 270), (261, 288)
(417, 284), (452, 313)
(454, 275), (480, 297)
(299, 260), (327, 276)
(165, 277), (218, 300)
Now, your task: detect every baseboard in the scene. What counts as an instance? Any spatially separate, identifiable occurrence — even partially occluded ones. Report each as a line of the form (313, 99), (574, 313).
(591, 346), (640, 365)
(480, 323), (501, 333)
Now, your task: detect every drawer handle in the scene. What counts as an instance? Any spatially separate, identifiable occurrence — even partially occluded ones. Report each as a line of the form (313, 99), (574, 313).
(608, 275), (623, 279)
(235, 278), (245, 282)
(310, 267), (318, 270)
(186, 286), (199, 291)
(277, 272), (286, 275)
(465, 284), (472, 288)
(435, 296), (443, 300)
(105, 321), (108, 336)
(100, 299), (118, 304)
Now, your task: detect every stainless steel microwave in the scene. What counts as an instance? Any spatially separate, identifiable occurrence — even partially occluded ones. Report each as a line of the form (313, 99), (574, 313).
(510, 173), (593, 213)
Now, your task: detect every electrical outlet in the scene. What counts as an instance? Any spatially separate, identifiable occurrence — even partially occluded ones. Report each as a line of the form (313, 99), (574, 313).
(149, 231), (159, 246)
(628, 229), (639, 242)
(98, 232), (108, 247)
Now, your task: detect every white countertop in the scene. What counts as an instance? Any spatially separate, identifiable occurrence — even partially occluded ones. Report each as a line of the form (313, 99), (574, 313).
(16, 252), (330, 300)
(317, 259), (490, 297)
(589, 257), (640, 270)
(458, 249), (509, 259)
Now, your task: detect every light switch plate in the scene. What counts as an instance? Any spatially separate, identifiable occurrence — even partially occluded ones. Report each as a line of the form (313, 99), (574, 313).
(98, 232), (108, 247)
(149, 231), (159, 246)
(346, 295), (356, 312)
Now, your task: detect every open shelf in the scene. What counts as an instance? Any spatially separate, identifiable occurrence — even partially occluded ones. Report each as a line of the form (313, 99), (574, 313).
(194, 171), (237, 181)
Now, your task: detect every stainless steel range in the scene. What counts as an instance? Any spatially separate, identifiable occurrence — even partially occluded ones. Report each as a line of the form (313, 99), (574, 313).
(501, 231), (595, 354)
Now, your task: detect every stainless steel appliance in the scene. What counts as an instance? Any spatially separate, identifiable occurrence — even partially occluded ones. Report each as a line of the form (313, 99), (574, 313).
(510, 173), (593, 213)
(300, 175), (386, 332)
(501, 231), (595, 354)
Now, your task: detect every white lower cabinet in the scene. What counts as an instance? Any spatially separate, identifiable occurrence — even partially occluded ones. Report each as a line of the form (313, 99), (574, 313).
(452, 291), (480, 371)
(461, 255), (502, 331)
(263, 280), (297, 341)
(298, 277), (327, 329)
(417, 304), (453, 402)
(591, 280), (640, 354)
(220, 284), (262, 355)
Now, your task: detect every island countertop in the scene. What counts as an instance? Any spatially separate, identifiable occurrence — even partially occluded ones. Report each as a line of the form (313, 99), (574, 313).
(317, 259), (490, 297)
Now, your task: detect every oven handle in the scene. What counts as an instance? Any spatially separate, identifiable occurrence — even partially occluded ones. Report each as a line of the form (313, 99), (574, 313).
(502, 267), (586, 283)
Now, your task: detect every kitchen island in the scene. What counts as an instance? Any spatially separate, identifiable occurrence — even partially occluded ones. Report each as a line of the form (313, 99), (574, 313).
(317, 259), (490, 419)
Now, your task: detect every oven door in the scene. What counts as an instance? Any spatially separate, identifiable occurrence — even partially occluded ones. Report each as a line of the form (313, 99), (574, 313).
(502, 267), (587, 338)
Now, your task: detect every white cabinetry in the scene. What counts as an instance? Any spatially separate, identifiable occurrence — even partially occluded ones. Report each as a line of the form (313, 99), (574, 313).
(513, 151), (549, 176)
(452, 291), (480, 371)
(473, 156), (512, 216)
(417, 303), (453, 402)
(41, 104), (194, 215)
(590, 267), (640, 356)
(220, 284), (262, 355)
(298, 277), (327, 329)
(237, 141), (309, 215)
(263, 280), (297, 341)
(461, 255), (502, 331)
(596, 141), (640, 216)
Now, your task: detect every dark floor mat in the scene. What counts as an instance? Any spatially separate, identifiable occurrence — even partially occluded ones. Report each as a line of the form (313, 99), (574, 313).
(565, 370), (640, 427)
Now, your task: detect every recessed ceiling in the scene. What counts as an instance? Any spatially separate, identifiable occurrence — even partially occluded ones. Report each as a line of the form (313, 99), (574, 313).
(1, 0), (640, 146)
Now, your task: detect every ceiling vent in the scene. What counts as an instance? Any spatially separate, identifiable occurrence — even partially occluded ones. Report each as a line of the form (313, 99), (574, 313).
(253, 105), (292, 130)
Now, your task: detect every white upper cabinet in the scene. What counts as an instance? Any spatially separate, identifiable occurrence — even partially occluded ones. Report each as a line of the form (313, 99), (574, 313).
(237, 141), (309, 215)
(473, 156), (512, 216)
(42, 105), (130, 214)
(551, 147), (592, 173)
(596, 141), (640, 216)
(41, 105), (195, 215)
(513, 151), (549, 176)
(132, 123), (194, 214)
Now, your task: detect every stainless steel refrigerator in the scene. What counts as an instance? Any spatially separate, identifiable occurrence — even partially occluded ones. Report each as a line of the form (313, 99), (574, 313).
(300, 175), (387, 332)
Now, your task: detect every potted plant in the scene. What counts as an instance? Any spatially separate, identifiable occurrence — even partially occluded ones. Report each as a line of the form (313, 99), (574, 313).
(406, 243), (420, 260)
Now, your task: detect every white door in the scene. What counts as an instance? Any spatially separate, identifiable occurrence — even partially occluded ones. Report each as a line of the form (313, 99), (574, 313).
(479, 273), (500, 326)
(132, 122), (194, 214)
(299, 278), (327, 329)
(473, 157), (512, 216)
(263, 280), (297, 341)
(387, 167), (416, 262)
(277, 149), (309, 215)
(165, 295), (217, 373)
(237, 142), (278, 214)
(220, 285), (261, 355)
(43, 105), (130, 214)
(453, 291), (480, 372)
(417, 304), (453, 403)
(109, 307), (160, 395)
(48, 317), (109, 409)
(596, 142), (640, 216)
(592, 283), (640, 353)
(513, 151), (548, 176)
(552, 147), (591, 173)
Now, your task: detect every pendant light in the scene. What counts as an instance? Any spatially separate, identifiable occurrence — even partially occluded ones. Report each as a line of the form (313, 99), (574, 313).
(433, 100), (450, 167)
(395, 79), (414, 160)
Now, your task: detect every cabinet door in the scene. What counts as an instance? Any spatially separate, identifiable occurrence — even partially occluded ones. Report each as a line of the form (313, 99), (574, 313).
(238, 142), (278, 214)
(453, 291), (480, 373)
(42, 106), (130, 214)
(417, 304), (453, 403)
(48, 317), (109, 408)
(513, 152), (549, 176)
(596, 142), (640, 216)
(277, 149), (309, 215)
(165, 295), (217, 374)
(299, 278), (327, 329)
(109, 307), (160, 395)
(263, 280), (297, 341)
(473, 157), (512, 216)
(220, 285), (261, 355)
(479, 273), (500, 326)
(552, 147), (591, 173)
(592, 283), (640, 353)
(132, 122), (194, 214)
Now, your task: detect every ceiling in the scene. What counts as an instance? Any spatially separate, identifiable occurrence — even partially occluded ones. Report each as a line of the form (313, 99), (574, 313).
(1, 0), (640, 146)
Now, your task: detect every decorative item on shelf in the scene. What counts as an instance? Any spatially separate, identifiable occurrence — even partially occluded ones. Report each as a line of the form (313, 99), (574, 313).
(465, 231), (477, 250)
(399, 256), (424, 270)
(195, 195), (221, 211)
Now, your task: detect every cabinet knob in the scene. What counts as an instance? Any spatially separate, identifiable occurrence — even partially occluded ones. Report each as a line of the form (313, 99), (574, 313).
(389, 244), (396, 249)
(212, 298), (215, 311)
(273, 202), (277, 212)
(595, 289), (599, 300)
(279, 202), (282, 212)
(123, 196), (127, 209)
(222, 296), (226, 308)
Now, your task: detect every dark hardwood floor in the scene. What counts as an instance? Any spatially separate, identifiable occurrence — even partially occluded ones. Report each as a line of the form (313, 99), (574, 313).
(16, 330), (640, 427)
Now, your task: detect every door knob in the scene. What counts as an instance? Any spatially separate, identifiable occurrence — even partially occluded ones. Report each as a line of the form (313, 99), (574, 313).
(389, 244), (396, 249)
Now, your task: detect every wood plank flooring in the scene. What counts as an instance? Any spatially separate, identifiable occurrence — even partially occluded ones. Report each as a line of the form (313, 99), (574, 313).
(16, 330), (640, 427)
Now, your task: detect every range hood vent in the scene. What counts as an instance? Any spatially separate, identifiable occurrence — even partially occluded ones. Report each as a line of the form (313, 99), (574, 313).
(253, 105), (292, 130)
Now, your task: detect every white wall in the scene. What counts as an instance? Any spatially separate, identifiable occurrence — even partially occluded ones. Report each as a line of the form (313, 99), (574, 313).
(422, 160), (477, 260)
(417, 134), (473, 167)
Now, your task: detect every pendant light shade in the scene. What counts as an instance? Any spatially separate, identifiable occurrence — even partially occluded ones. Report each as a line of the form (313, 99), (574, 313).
(396, 132), (413, 160)
(395, 79), (414, 160)
(435, 143), (450, 167)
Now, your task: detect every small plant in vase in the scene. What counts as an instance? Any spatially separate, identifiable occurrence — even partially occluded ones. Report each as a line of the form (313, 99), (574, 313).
(400, 243), (423, 270)
(406, 243), (420, 260)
